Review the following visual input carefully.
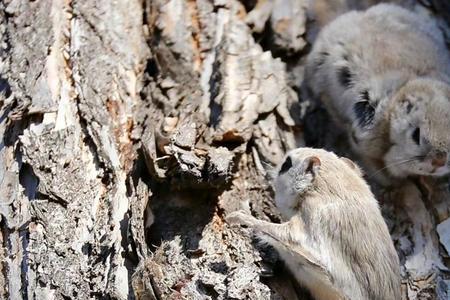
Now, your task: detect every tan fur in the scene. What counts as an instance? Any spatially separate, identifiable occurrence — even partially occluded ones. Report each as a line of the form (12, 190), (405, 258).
(304, 4), (450, 184)
(227, 148), (401, 300)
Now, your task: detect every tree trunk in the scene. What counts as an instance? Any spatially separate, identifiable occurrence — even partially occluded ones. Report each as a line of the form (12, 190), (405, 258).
(0, 0), (448, 299)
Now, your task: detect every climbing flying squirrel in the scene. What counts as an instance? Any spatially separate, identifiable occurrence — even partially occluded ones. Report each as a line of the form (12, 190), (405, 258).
(227, 147), (401, 300)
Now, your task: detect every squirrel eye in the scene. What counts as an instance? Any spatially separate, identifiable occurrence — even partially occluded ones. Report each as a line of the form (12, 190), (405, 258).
(412, 127), (420, 145)
(279, 156), (292, 174)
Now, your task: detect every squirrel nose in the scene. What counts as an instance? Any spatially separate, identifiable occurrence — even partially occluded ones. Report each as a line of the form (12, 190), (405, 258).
(431, 150), (448, 167)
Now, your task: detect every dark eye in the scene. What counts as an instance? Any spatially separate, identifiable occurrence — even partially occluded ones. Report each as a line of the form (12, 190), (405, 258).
(412, 128), (420, 145)
(279, 156), (292, 174)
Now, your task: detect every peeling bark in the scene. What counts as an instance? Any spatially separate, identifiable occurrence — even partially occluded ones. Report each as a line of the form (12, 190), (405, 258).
(0, 0), (449, 299)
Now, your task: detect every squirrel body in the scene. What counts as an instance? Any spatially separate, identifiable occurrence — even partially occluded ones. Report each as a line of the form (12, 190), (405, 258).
(227, 148), (401, 300)
(305, 4), (450, 183)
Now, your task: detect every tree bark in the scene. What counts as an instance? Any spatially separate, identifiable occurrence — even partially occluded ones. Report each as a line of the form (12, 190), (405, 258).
(0, 0), (449, 299)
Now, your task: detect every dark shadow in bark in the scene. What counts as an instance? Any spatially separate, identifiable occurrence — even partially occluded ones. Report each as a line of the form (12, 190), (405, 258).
(196, 280), (220, 298)
(146, 185), (218, 252)
(251, 16), (311, 63)
(239, 0), (258, 12)
(18, 163), (39, 200)
(0, 77), (11, 99)
(2, 111), (42, 150)
(209, 59), (223, 127)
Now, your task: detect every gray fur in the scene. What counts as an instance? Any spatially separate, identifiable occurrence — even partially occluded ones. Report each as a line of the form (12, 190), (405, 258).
(305, 4), (450, 183)
(227, 148), (401, 300)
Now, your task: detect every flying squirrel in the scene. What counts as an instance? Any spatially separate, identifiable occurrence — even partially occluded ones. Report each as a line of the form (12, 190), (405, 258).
(304, 4), (450, 185)
(227, 148), (401, 300)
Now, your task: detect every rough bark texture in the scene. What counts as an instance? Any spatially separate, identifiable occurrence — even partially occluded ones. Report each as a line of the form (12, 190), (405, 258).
(0, 0), (449, 299)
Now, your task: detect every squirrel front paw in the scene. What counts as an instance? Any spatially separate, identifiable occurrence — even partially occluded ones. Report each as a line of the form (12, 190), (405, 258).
(225, 210), (256, 227)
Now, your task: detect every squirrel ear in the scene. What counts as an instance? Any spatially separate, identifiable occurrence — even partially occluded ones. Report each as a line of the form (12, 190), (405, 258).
(340, 157), (364, 176)
(304, 156), (321, 177)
